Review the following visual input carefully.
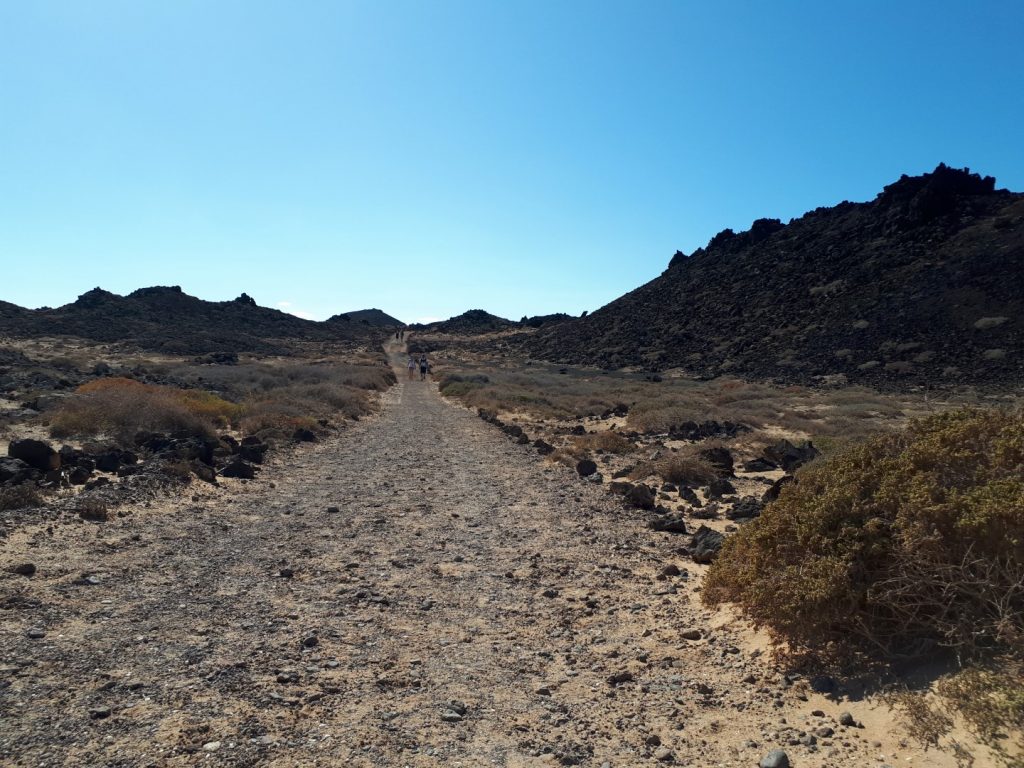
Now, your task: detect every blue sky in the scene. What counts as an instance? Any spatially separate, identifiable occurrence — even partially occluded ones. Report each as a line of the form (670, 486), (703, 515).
(2, 1), (1022, 324)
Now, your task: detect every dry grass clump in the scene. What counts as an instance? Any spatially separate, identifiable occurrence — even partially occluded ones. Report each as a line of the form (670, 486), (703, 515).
(631, 454), (718, 486)
(437, 363), (936, 445)
(239, 384), (371, 436)
(0, 486), (43, 511)
(50, 357), (393, 442)
(571, 431), (636, 455)
(51, 378), (229, 442)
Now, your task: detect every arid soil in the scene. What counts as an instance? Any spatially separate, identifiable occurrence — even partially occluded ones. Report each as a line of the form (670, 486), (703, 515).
(1, 348), (993, 767)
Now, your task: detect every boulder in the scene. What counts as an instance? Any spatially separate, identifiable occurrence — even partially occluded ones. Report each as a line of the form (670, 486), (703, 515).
(743, 457), (777, 473)
(220, 458), (257, 479)
(763, 439), (819, 472)
(0, 457), (37, 486)
(533, 439), (554, 456)
(727, 496), (763, 520)
(690, 525), (725, 564)
(706, 477), (736, 499)
(648, 515), (687, 534)
(68, 466), (92, 485)
(8, 439), (60, 472)
(699, 446), (734, 476)
(762, 475), (795, 503)
(293, 428), (318, 442)
(678, 486), (702, 507)
(94, 451), (122, 473)
(237, 441), (268, 464)
(576, 459), (598, 477)
(625, 484), (655, 510)
(759, 750), (790, 768)
(191, 461), (217, 483)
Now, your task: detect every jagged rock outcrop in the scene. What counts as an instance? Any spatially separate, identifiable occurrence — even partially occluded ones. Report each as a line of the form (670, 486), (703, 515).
(529, 165), (1024, 388)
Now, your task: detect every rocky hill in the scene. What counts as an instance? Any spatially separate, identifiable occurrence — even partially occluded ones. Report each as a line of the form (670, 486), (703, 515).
(328, 308), (404, 327)
(0, 286), (375, 355)
(530, 164), (1024, 388)
(412, 309), (515, 335)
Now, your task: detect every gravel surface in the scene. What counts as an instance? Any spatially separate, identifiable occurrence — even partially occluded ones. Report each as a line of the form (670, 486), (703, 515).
(0, 352), (978, 767)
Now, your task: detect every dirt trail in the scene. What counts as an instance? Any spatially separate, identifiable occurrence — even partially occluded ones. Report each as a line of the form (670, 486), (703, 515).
(0, 347), (974, 767)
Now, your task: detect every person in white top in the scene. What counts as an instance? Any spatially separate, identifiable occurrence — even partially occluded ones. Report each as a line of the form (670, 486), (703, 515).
(407, 355), (416, 381)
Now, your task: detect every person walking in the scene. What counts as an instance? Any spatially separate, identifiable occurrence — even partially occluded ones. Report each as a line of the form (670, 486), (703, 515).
(419, 355), (429, 381)
(407, 355), (416, 381)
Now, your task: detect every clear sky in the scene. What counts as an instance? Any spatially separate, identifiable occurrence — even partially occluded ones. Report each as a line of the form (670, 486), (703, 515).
(2, 1), (1022, 324)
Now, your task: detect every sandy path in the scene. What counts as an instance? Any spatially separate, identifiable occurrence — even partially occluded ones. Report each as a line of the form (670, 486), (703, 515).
(0, 352), (973, 767)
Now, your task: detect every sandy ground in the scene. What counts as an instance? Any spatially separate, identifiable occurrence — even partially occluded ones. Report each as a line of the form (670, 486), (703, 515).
(0, 350), (997, 767)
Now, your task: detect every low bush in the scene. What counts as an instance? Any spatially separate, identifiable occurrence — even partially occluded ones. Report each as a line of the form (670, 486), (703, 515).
(0, 486), (43, 511)
(631, 455), (717, 486)
(704, 409), (1024, 659)
(570, 431), (636, 455)
(51, 378), (220, 442)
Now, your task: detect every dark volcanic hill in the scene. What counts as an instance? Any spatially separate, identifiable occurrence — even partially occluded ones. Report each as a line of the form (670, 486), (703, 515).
(0, 286), (375, 355)
(328, 308), (404, 327)
(413, 309), (515, 335)
(530, 164), (1024, 388)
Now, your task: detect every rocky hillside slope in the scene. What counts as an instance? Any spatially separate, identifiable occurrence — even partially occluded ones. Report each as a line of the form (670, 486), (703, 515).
(530, 164), (1024, 388)
(328, 308), (404, 327)
(412, 309), (515, 335)
(0, 287), (376, 355)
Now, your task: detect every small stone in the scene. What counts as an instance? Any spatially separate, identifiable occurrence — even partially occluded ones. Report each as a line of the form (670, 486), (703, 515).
(89, 706), (112, 720)
(279, 568), (294, 578)
(301, 635), (319, 648)
(607, 671), (633, 686)
(646, 734), (662, 747)
(660, 563), (681, 577)
(653, 746), (674, 762)
(326, 506), (340, 514)
(535, 686), (552, 696)
(11, 563), (36, 577)
(815, 726), (834, 738)
(447, 700), (468, 715)
(811, 709), (825, 717)
(759, 750), (790, 768)
(27, 628), (46, 639)
(440, 710), (463, 723)
(839, 711), (856, 727)
(203, 741), (221, 752)
(681, 629), (702, 641)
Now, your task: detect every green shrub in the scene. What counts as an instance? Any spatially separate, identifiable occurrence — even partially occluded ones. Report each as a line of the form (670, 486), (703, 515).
(703, 409), (1024, 660)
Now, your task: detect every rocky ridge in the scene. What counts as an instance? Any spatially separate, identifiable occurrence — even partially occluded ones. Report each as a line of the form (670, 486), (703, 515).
(529, 164), (1024, 388)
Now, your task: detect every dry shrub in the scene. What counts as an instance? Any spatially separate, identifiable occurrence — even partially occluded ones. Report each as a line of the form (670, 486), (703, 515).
(631, 454), (717, 486)
(704, 409), (1024, 659)
(238, 383), (369, 437)
(887, 689), (953, 749)
(0, 486), (43, 511)
(571, 431), (636, 455)
(51, 378), (234, 442)
(937, 660), (1024, 765)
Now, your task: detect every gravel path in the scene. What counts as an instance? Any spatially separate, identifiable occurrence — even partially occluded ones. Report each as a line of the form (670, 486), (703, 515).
(0, 351), (959, 767)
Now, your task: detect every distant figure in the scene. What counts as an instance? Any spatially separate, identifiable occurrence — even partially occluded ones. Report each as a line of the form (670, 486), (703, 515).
(407, 355), (416, 380)
(395, 331), (399, 340)
(419, 355), (429, 381)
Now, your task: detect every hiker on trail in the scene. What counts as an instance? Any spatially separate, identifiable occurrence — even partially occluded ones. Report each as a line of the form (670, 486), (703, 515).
(407, 355), (416, 380)
(419, 355), (429, 381)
